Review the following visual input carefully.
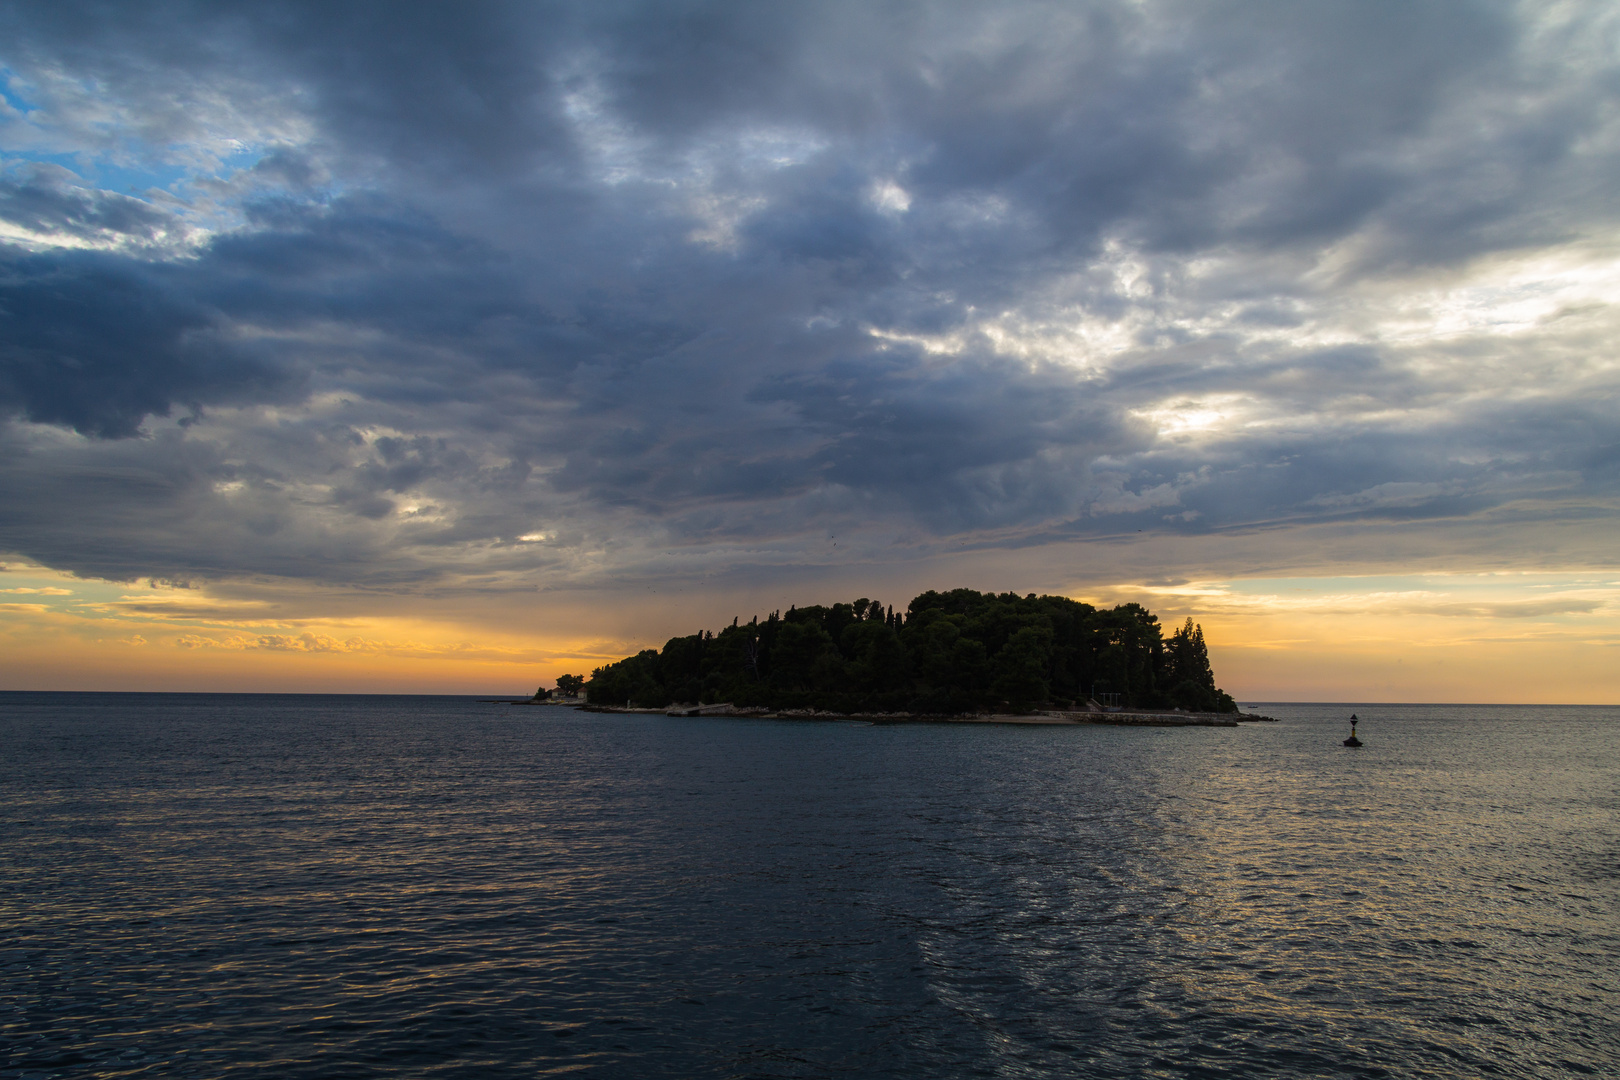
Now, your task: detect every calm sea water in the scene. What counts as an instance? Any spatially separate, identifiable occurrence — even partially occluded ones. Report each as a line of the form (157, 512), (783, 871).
(2, 694), (1616, 1079)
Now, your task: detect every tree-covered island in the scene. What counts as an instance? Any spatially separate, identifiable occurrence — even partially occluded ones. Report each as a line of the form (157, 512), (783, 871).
(586, 588), (1236, 716)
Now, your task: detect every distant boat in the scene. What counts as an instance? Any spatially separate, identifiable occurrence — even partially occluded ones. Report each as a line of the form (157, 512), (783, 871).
(1343, 715), (1362, 747)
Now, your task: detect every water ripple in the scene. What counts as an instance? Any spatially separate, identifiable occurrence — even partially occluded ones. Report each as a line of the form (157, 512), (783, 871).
(2, 694), (1616, 1078)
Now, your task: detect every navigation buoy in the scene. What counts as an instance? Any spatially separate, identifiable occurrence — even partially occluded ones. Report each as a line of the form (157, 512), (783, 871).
(1343, 717), (1362, 747)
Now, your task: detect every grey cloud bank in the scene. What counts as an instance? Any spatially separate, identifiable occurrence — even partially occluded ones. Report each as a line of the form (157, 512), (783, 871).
(0, 0), (1616, 604)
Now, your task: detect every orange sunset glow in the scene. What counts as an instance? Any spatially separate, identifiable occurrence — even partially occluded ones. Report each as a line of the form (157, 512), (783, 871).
(5, 557), (1617, 701)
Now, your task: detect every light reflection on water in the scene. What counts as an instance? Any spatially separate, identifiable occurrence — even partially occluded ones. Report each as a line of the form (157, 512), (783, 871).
(1, 694), (1616, 1078)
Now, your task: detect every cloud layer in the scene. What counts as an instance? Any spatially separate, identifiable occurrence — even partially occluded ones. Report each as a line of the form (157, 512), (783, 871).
(1, 0), (1617, 612)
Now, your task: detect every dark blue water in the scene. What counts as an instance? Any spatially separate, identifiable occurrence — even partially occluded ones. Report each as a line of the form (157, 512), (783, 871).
(2, 694), (1616, 1078)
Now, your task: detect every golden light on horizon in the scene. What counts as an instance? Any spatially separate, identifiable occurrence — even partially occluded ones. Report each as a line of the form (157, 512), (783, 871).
(1097, 573), (1620, 704)
(4, 561), (1616, 702)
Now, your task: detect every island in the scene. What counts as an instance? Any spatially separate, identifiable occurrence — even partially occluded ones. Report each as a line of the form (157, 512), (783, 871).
(584, 588), (1256, 724)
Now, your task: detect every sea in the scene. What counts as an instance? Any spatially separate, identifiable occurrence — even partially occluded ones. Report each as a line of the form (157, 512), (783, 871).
(2, 694), (1616, 1079)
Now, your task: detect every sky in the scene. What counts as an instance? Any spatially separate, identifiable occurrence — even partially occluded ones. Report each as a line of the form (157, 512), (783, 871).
(1, 0), (1617, 701)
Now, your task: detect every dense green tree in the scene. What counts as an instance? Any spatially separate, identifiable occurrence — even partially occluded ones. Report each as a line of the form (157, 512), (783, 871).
(656, 633), (707, 703)
(1162, 618), (1235, 712)
(771, 620), (836, 692)
(991, 624), (1054, 708)
(585, 648), (663, 706)
(901, 614), (990, 713)
(582, 588), (1236, 714)
(840, 619), (909, 703)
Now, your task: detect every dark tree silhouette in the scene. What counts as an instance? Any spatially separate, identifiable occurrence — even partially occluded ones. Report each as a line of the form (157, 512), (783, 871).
(584, 589), (1236, 714)
(1163, 618), (1233, 713)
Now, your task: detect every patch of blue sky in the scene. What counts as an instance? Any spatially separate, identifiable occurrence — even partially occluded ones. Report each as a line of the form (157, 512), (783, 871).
(4, 68), (270, 194)
(0, 70), (39, 113)
(218, 145), (266, 173)
(12, 150), (193, 195)
(7, 145), (272, 200)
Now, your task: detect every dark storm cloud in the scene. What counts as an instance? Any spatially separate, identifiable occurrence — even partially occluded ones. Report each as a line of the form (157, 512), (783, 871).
(0, 247), (294, 438)
(0, 0), (1616, 589)
(750, 347), (1138, 529)
(0, 191), (550, 438)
